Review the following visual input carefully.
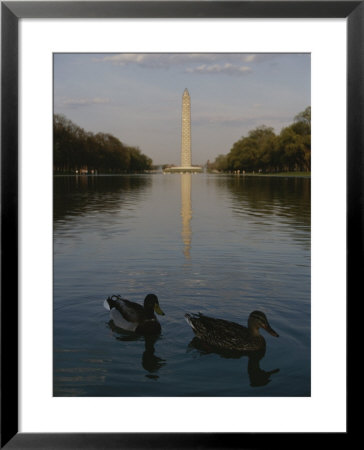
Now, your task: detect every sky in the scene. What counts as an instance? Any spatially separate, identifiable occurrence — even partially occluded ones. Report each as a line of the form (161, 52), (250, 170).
(54, 53), (310, 166)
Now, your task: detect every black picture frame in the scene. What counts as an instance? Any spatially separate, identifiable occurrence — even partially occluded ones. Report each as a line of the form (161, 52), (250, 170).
(1, 1), (358, 448)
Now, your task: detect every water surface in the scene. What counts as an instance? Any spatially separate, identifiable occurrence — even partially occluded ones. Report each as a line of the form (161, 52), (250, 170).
(54, 174), (310, 396)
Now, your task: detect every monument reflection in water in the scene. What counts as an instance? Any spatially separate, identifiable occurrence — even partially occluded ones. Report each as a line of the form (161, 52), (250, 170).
(180, 173), (192, 259)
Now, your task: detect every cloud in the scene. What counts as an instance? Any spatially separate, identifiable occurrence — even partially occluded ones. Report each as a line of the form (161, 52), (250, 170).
(91, 54), (294, 80)
(94, 54), (215, 68)
(92, 53), (266, 71)
(98, 54), (150, 65)
(91, 53), (293, 78)
(185, 63), (252, 76)
(244, 54), (257, 63)
(59, 97), (110, 108)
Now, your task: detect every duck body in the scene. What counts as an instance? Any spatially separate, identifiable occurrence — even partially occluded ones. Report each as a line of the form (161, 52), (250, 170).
(104, 294), (165, 335)
(185, 311), (278, 352)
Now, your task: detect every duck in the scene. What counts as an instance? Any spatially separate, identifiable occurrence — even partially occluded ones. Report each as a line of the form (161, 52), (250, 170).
(185, 310), (279, 352)
(104, 294), (165, 334)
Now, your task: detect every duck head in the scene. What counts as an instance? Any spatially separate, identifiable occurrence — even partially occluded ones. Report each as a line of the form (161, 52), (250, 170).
(144, 294), (165, 316)
(248, 311), (279, 337)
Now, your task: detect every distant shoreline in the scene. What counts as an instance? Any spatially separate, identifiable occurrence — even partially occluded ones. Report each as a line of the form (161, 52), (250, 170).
(218, 171), (311, 178)
(54, 171), (310, 178)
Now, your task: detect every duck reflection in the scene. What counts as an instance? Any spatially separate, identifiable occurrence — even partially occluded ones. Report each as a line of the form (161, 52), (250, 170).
(107, 320), (166, 378)
(142, 335), (166, 377)
(187, 337), (279, 387)
(247, 348), (280, 387)
(180, 173), (192, 259)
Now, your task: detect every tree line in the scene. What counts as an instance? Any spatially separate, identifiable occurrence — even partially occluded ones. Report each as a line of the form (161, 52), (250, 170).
(208, 107), (311, 173)
(53, 114), (153, 174)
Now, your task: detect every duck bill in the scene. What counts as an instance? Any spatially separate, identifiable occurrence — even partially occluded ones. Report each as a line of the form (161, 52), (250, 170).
(265, 324), (279, 337)
(154, 304), (165, 316)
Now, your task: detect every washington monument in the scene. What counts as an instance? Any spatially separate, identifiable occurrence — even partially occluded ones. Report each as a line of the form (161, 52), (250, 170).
(164, 89), (202, 173)
(181, 88), (192, 167)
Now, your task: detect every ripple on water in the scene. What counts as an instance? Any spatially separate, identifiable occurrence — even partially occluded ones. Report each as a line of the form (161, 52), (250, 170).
(53, 174), (310, 397)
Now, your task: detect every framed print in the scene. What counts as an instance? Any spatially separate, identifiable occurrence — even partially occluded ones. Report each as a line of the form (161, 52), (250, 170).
(2, 1), (359, 448)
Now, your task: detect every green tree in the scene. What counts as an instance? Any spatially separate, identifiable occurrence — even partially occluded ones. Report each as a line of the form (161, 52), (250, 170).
(53, 114), (152, 173)
(210, 107), (311, 173)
